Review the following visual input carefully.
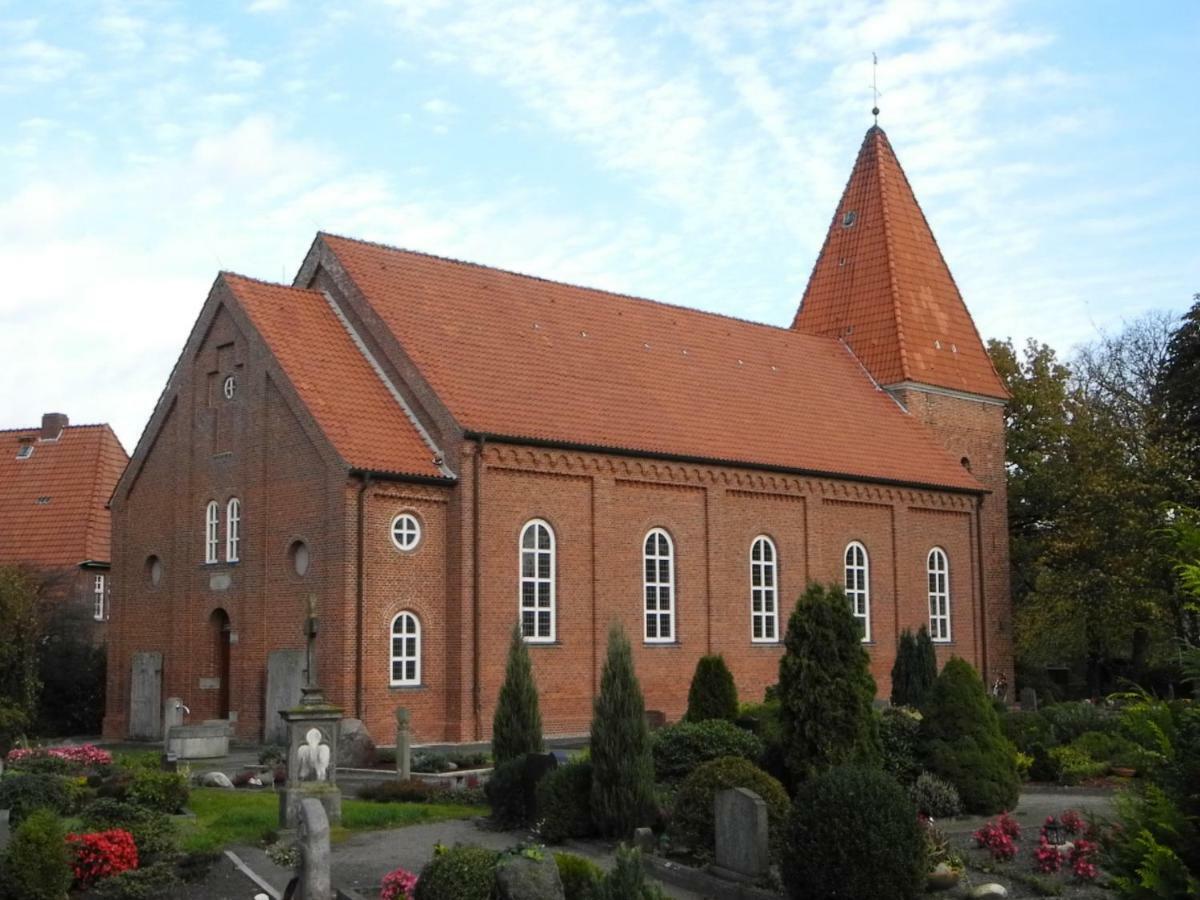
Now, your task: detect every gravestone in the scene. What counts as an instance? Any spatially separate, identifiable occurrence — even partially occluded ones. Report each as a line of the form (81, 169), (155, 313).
(337, 718), (376, 768)
(265, 650), (306, 745)
(395, 707), (411, 780)
(1020, 687), (1038, 712)
(296, 797), (332, 900)
(712, 787), (769, 882)
(129, 652), (163, 740)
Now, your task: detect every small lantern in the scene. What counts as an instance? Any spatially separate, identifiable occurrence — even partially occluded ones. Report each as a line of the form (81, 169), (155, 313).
(1044, 816), (1064, 846)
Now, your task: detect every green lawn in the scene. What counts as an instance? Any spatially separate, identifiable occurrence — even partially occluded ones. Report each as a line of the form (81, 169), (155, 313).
(178, 788), (482, 853)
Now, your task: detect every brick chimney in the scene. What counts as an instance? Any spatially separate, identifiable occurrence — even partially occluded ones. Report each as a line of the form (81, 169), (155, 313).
(40, 412), (69, 441)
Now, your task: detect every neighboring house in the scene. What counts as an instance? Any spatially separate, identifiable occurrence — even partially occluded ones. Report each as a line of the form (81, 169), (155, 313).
(0, 413), (129, 637)
(104, 126), (1012, 745)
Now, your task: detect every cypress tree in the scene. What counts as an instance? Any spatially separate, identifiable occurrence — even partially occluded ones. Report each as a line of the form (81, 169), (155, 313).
(778, 582), (880, 787)
(913, 625), (939, 708)
(491, 623), (543, 766)
(684, 654), (739, 722)
(590, 623), (655, 837)
(890, 627), (938, 708)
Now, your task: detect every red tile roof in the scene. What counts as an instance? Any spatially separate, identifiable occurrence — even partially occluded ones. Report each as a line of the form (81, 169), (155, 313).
(793, 127), (1007, 399)
(319, 234), (983, 492)
(0, 423), (128, 567)
(221, 273), (446, 480)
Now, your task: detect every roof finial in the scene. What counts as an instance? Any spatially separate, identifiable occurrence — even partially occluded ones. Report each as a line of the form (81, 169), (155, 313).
(871, 52), (880, 125)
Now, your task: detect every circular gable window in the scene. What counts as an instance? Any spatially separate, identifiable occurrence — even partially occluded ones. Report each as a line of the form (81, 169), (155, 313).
(391, 513), (422, 551)
(145, 555), (163, 587)
(289, 540), (311, 577)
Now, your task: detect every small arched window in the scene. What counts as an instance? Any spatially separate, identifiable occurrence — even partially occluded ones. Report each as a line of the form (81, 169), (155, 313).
(205, 501), (220, 564)
(519, 519), (555, 642)
(390, 612), (421, 685)
(226, 498), (241, 562)
(928, 548), (950, 642)
(644, 528), (675, 642)
(750, 536), (778, 642)
(844, 541), (870, 642)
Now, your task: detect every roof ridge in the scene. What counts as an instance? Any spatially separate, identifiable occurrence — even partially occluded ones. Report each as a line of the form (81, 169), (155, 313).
(220, 270), (324, 294)
(319, 231), (821, 339)
(0, 423), (113, 435)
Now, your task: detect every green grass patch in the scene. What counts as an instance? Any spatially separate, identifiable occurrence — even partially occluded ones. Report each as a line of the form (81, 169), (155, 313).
(178, 788), (481, 853)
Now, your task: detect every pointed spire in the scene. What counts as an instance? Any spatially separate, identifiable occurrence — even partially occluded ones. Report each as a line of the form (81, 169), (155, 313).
(792, 127), (1007, 400)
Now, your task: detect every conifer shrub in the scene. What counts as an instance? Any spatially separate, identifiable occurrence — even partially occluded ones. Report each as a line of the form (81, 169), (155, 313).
(920, 657), (1020, 814)
(491, 623), (543, 766)
(589, 623), (655, 838)
(1001, 709), (1055, 754)
(777, 582), (880, 786)
(670, 756), (789, 860)
(735, 699), (787, 784)
(782, 766), (925, 900)
(683, 655), (738, 723)
(555, 852), (603, 900)
(591, 846), (668, 900)
(485, 753), (556, 828)
(4, 807), (72, 900)
(891, 628), (939, 708)
(650, 719), (763, 781)
(413, 845), (499, 900)
(535, 759), (594, 843)
(878, 705), (923, 785)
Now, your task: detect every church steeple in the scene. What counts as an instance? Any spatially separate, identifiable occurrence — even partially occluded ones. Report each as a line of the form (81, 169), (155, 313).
(793, 126), (1007, 400)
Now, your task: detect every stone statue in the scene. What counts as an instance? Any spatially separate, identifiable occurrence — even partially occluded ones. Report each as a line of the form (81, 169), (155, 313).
(298, 727), (331, 782)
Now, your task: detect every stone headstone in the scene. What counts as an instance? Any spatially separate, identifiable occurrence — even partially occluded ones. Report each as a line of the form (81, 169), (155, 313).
(395, 707), (411, 780)
(265, 650), (306, 745)
(337, 718), (376, 768)
(633, 826), (655, 853)
(969, 884), (1008, 900)
(296, 797), (332, 900)
(713, 787), (769, 882)
(495, 854), (565, 900)
(1020, 687), (1038, 712)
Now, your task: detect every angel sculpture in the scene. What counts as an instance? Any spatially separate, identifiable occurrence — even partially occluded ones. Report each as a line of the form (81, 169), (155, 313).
(297, 727), (331, 781)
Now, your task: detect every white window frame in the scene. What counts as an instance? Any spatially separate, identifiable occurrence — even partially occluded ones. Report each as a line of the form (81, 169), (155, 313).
(750, 535), (779, 642)
(844, 541), (871, 642)
(390, 611), (421, 686)
(226, 498), (241, 562)
(93, 574), (106, 621)
(643, 528), (675, 643)
(390, 513), (422, 551)
(205, 500), (220, 564)
(928, 547), (951, 642)
(519, 519), (556, 642)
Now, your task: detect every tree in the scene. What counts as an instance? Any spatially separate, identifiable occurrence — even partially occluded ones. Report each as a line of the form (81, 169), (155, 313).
(1155, 294), (1200, 492)
(778, 582), (879, 786)
(36, 601), (106, 737)
(684, 654), (738, 722)
(491, 623), (543, 766)
(0, 566), (41, 752)
(590, 623), (655, 837)
(890, 627), (937, 708)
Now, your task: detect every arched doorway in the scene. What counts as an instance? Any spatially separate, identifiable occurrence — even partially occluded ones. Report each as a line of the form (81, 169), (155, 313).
(209, 608), (231, 719)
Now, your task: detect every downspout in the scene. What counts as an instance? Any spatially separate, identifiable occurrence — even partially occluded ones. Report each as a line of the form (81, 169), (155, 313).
(473, 437), (486, 740)
(975, 494), (989, 683)
(356, 473), (373, 720)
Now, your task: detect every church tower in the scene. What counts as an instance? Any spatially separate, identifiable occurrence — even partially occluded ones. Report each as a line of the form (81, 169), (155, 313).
(794, 125), (1012, 683)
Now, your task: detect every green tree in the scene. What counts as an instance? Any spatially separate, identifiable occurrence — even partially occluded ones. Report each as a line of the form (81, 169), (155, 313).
(0, 566), (41, 752)
(590, 623), (655, 838)
(1153, 294), (1200, 490)
(778, 583), (880, 786)
(491, 623), (543, 766)
(889, 627), (938, 708)
(920, 657), (1019, 814)
(684, 654), (738, 722)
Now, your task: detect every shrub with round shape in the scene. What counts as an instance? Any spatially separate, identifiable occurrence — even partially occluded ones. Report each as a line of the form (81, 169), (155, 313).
(80, 798), (176, 862)
(651, 719), (764, 782)
(910, 771), (962, 818)
(535, 759), (594, 844)
(782, 766), (925, 900)
(127, 768), (189, 813)
(684, 654), (739, 723)
(879, 706), (922, 785)
(0, 772), (72, 826)
(670, 756), (789, 860)
(554, 852), (603, 900)
(4, 807), (73, 900)
(413, 845), (498, 900)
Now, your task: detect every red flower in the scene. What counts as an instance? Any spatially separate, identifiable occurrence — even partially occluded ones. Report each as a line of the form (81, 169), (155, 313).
(972, 820), (1016, 861)
(67, 829), (139, 887)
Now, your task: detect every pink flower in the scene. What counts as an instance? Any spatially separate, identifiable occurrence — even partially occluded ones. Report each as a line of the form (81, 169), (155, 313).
(380, 867), (419, 900)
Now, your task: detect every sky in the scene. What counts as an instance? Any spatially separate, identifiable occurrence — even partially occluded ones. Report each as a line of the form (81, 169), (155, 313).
(1, 0), (1196, 451)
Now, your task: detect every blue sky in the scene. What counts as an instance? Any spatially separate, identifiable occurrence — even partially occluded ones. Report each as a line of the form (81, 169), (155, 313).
(1, 0), (1196, 449)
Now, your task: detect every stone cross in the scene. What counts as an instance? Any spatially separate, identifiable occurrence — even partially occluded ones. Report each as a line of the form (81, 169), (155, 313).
(713, 787), (769, 882)
(296, 797), (331, 900)
(301, 594), (323, 706)
(395, 707), (411, 780)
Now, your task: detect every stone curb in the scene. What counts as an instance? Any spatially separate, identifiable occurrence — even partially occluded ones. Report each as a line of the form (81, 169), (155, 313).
(643, 853), (782, 899)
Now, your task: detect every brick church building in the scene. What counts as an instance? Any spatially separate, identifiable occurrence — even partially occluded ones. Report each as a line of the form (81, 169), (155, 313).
(104, 126), (1012, 745)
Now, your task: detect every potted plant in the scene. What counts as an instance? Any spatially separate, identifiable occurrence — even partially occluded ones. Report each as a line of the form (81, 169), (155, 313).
(922, 818), (965, 891)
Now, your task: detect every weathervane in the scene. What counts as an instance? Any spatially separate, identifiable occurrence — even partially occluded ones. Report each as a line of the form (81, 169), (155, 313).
(871, 52), (880, 124)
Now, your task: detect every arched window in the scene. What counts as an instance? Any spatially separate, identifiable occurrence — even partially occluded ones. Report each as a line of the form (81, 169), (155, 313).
(750, 536), (778, 642)
(205, 501), (219, 564)
(844, 541), (870, 642)
(390, 612), (421, 685)
(519, 519), (555, 641)
(226, 498), (241, 562)
(928, 548), (950, 642)
(644, 528), (675, 642)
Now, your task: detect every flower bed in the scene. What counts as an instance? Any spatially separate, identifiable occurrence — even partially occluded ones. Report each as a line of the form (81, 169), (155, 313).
(6, 743), (112, 770)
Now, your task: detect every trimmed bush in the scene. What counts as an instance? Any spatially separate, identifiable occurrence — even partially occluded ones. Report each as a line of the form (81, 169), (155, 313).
(492, 623), (543, 766)
(778, 582), (880, 786)
(80, 798), (177, 862)
(879, 706), (922, 785)
(910, 771), (962, 818)
(1001, 709), (1055, 754)
(651, 719), (763, 781)
(1048, 746), (1107, 785)
(670, 756), (789, 860)
(0, 772), (72, 825)
(920, 657), (1019, 814)
(684, 655), (738, 723)
(555, 851), (603, 900)
(127, 768), (189, 813)
(93, 861), (183, 899)
(782, 766), (925, 900)
(890, 627), (937, 708)
(590, 624), (655, 838)
(736, 700), (786, 784)
(536, 759), (594, 843)
(357, 779), (443, 804)
(1040, 701), (1114, 743)
(4, 807), (72, 900)
(1070, 730), (1139, 768)
(413, 845), (499, 900)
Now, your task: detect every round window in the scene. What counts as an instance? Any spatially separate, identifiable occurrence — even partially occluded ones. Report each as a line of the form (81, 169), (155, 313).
(391, 513), (421, 551)
(289, 540), (310, 576)
(145, 555), (163, 587)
